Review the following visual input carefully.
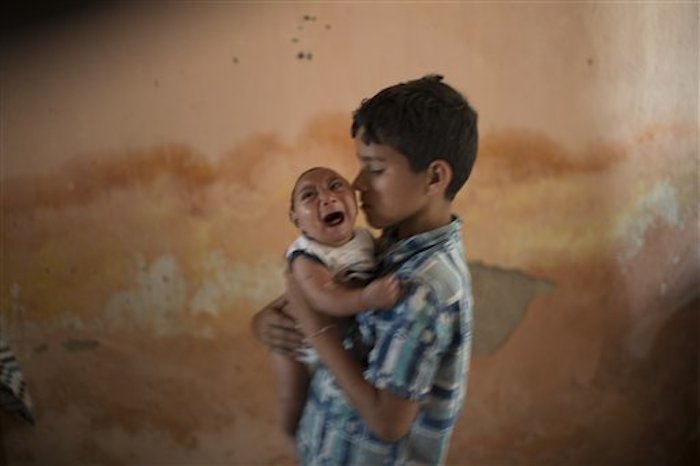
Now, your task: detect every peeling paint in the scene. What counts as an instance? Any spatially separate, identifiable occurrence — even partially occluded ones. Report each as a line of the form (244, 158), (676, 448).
(100, 252), (284, 335)
(104, 255), (187, 334)
(616, 179), (681, 262)
(190, 252), (284, 317)
(470, 261), (554, 355)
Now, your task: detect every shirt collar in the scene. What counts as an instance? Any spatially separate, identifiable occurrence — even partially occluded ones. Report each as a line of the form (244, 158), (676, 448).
(377, 216), (463, 270)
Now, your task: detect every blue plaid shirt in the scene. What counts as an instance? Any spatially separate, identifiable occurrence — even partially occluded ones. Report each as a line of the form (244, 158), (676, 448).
(296, 217), (473, 465)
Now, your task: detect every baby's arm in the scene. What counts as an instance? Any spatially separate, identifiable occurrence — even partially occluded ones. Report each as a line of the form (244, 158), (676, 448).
(290, 256), (400, 316)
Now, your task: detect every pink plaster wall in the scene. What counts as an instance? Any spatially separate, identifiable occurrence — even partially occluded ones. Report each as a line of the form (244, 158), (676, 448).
(1, 3), (697, 465)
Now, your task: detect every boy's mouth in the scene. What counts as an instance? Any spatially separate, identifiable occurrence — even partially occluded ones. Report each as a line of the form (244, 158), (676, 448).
(322, 211), (345, 227)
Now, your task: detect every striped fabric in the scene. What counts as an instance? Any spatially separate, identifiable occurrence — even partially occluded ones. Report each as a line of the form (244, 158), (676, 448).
(296, 217), (472, 465)
(0, 340), (35, 424)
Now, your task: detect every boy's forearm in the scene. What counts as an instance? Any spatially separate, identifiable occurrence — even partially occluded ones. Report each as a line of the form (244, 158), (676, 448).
(308, 328), (418, 442)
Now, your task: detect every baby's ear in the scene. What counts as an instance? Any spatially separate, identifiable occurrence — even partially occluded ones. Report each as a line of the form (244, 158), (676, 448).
(289, 209), (299, 227)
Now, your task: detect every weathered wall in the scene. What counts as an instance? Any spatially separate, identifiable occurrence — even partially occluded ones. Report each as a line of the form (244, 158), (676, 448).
(1, 2), (697, 464)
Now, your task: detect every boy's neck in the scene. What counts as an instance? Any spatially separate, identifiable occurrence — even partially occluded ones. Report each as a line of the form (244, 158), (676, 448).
(396, 200), (453, 240)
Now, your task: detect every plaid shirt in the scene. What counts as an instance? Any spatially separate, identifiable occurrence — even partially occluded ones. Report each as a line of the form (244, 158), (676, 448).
(296, 218), (473, 465)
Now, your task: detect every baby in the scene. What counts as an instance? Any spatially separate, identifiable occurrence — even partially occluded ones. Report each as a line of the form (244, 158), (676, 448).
(272, 166), (400, 449)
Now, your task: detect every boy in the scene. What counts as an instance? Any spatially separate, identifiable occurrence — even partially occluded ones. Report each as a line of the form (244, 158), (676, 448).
(253, 74), (478, 465)
(273, 166), (400, 450)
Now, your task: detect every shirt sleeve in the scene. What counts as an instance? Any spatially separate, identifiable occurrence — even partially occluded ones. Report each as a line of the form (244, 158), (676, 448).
(287, 249), (324, 266)
(363, 281), (454, 401)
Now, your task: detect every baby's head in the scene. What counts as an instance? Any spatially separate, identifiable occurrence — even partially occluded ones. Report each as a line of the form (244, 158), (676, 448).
(289, 167), (358, 247)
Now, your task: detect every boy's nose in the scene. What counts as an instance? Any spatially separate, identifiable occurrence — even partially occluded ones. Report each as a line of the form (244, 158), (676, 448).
(351, 172), (365, 191)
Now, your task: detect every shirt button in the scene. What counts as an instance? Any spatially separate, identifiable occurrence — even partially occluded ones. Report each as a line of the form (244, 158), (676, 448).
(346, 420), (358, 434)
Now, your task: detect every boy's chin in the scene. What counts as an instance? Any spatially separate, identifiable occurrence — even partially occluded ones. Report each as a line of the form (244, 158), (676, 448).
(363, 213), (387, 230)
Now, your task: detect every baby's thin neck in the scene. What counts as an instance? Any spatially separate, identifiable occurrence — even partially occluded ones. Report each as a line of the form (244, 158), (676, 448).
(304, 230), (355, 248)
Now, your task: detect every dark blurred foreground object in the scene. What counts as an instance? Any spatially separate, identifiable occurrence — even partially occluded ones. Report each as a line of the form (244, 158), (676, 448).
(2, 1), (95, 38)
(0, 339), (34, 424)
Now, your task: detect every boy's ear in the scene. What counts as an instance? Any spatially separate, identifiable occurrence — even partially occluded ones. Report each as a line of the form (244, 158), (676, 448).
(426, 160), (452, 196)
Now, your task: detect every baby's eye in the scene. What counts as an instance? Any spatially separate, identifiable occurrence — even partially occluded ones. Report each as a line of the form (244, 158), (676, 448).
(329, 179), (345, 190)
(300, 190), (315, 201)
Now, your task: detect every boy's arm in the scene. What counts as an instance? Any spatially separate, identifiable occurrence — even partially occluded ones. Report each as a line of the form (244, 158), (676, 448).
(285, 271), (419, 442)
(308, 325), (419, 442)
(291, 256), (399, 316)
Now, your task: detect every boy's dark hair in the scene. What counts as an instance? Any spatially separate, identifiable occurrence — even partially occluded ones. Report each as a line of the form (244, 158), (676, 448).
(351, 74), (478, 200)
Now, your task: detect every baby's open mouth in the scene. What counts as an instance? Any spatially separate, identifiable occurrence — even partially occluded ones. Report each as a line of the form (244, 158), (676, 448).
(322, 211), (345, 226)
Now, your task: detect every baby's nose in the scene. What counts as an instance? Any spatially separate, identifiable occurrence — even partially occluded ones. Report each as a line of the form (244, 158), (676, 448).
(319, 191), (337, 204)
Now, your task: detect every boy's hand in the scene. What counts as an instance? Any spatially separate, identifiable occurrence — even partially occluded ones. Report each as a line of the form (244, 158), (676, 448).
(251, 295), (304, 356)
(361, 275), (401, 310)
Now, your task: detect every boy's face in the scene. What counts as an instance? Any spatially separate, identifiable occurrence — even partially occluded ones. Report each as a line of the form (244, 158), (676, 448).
(352, 129), (429, 232)
(290, 168), (358, 247)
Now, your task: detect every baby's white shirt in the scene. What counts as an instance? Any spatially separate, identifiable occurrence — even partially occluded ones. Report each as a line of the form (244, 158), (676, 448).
(285, 228), (376, 282)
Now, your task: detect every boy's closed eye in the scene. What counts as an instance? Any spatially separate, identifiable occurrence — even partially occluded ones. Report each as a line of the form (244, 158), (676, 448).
(362, 164), (385, 176)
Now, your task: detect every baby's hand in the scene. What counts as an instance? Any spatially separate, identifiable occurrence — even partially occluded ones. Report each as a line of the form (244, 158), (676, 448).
(361, 275), (401, 310)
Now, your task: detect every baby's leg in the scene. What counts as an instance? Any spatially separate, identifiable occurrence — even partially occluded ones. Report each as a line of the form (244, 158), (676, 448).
(270, 352), (310, 454)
